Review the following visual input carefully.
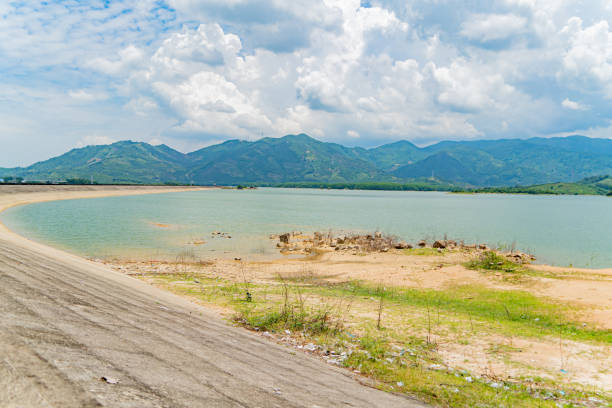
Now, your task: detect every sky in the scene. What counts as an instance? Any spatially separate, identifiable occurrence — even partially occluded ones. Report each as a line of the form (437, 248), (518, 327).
(1, 0), (612, 167)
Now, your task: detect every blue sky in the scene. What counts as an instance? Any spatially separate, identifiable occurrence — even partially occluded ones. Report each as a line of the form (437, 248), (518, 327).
(1, 0), (612, 166)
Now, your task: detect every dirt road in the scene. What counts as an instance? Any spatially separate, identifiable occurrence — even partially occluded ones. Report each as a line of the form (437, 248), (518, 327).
(0, 186), (420, 408)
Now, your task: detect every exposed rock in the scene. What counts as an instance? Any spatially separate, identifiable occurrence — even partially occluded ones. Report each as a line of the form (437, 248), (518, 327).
(505, 251), (535, 264)
(273, 230), (502, 259)
(432, 240), (447, 249)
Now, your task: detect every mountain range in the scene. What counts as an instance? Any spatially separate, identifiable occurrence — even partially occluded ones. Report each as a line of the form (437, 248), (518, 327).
(2, 134), (612, 187)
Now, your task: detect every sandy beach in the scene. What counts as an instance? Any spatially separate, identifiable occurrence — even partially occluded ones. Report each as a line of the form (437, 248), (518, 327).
(0, 185), (417, 408)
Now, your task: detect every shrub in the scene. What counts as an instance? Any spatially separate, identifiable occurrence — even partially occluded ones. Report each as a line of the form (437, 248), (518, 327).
(466, 251), (522, 273)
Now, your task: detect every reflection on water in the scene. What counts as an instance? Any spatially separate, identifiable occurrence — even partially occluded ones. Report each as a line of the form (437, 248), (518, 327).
(2, 188), (612, 268)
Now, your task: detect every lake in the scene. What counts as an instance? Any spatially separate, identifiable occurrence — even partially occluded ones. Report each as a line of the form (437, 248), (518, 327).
(1, 188), (611, 268)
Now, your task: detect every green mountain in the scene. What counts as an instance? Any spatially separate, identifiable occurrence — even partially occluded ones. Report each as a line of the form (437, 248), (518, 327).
(184, 134), (386, 184)
(3, 134), (612, 187)
(361, 140), (423, 171)
(3, 141), (188, 184)
(392, 136), (612, 186)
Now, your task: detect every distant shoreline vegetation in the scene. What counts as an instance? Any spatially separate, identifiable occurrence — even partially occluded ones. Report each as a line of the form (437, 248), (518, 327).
(468, 175), (612, 196)
(3, 176), (612, 197)
(262, 175), (612, 196)
(0, 178), (193, 187)
(265, 181), (457, 192)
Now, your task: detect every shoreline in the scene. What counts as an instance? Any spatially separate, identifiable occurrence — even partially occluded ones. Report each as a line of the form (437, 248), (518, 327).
(1, 184), (612, 273)
(266, 184), (612, 197)
(0, 185), (221, 316)
(0, 184), (414, 408)
(0, 185), (210, 241)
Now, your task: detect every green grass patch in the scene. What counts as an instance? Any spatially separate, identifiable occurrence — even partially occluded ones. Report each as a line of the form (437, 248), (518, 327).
(150, 271), (612, 344)
(403, 247), (444, 256)
(316, 282), (612, 344)
(236, 303), (343, 335)
(343, 333), (598, 408)
(140, 271), (612, 407)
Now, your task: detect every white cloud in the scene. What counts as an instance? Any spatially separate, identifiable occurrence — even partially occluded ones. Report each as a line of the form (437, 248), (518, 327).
(152, 69), (272, 135)
(460, 13), (527, 42)
(561, 18), (612, 97)
(561, 98), (588, 110)
(430, 60), (517, 112)
(150, 24), (242, 77)
(68, 89), (108, 102)
(124, 97), (159, 116)
(87, 45), (145, 75)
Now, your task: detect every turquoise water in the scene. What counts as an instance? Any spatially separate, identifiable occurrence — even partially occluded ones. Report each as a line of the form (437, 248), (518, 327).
(1, 188), (612, 268)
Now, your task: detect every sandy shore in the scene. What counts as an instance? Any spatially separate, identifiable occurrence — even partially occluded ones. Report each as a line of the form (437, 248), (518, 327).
(0, 185), (417, 408)
(0, 185), (213, 272)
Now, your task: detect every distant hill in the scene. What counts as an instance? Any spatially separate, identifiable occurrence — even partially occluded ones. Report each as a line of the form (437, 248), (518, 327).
(392, 136), (612, 186)
(471, 175), (612, 195)
(360, 140), (423, 171)
(2, 134), (612, 187)
(184, 134), (386, 184)
(1, 142), (188, 184)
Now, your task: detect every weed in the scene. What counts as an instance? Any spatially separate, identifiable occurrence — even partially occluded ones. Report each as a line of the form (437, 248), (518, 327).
(235, 279), (347, 336)
(376, 284), (384, 330)
(466, 251), (523, 273)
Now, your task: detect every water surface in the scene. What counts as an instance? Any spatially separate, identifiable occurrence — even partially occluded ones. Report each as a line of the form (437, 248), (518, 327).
(2, 188), (611, 268)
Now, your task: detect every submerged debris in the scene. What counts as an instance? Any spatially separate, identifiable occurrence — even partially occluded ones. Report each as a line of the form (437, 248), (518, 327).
(211, 231), (232, 239)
